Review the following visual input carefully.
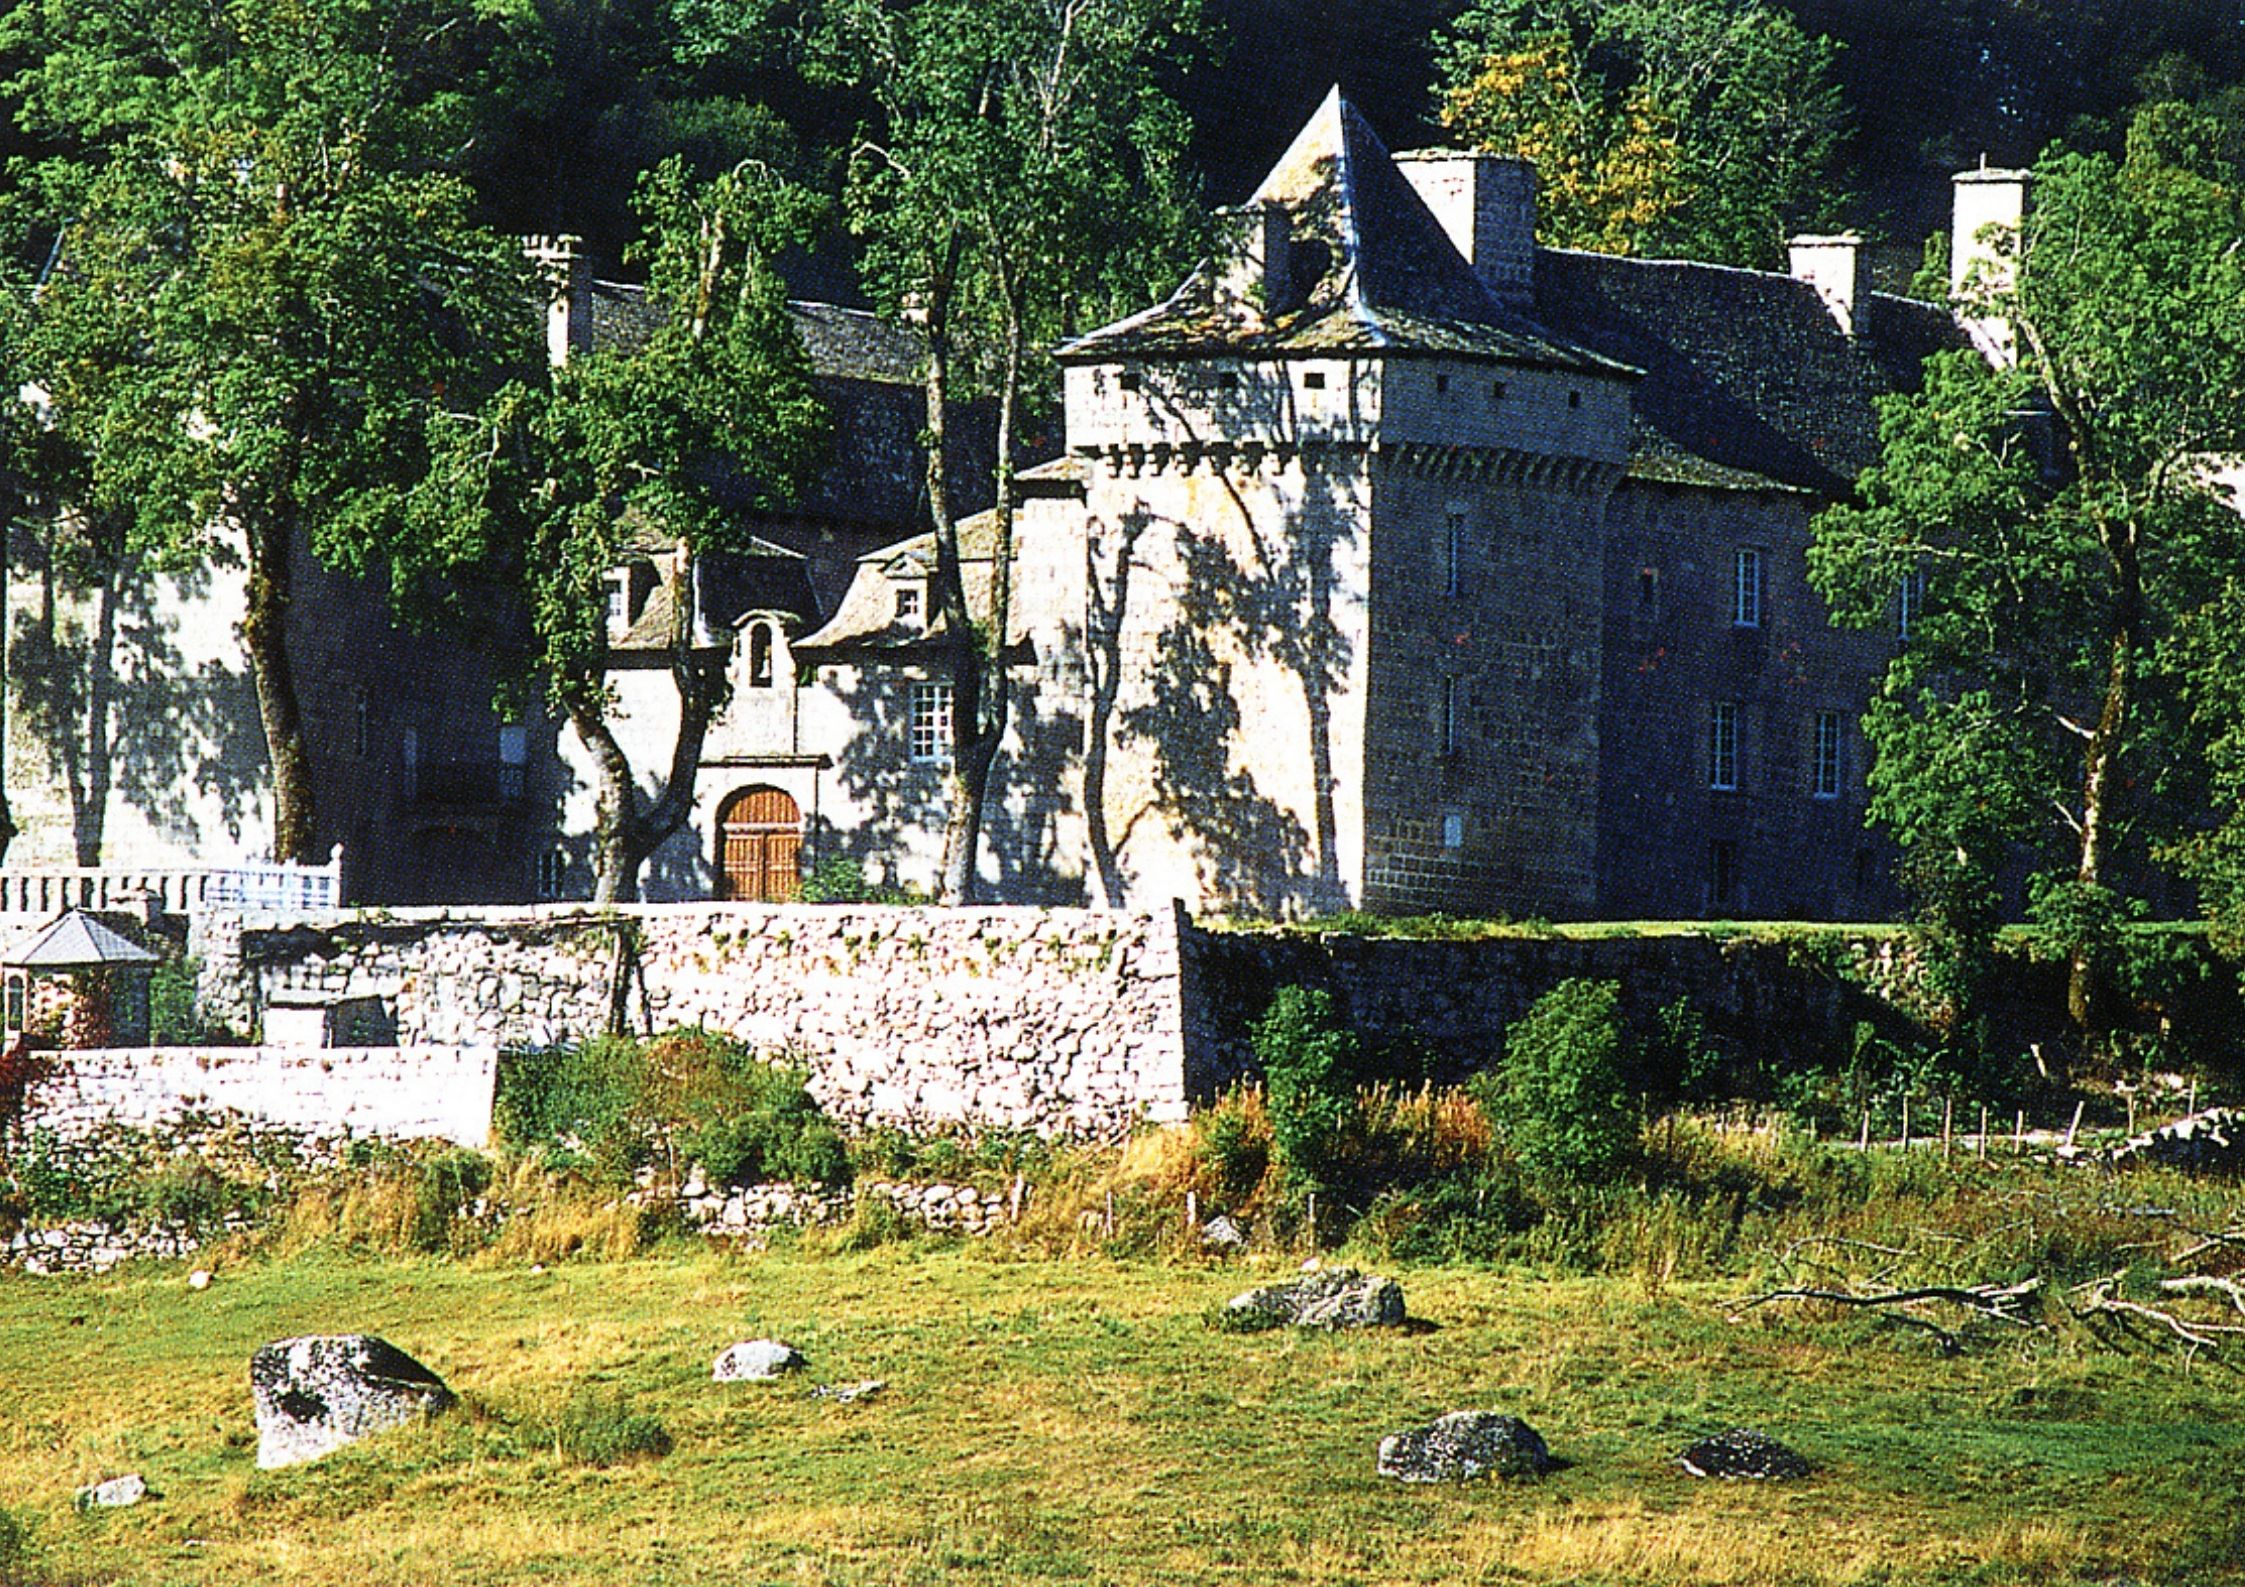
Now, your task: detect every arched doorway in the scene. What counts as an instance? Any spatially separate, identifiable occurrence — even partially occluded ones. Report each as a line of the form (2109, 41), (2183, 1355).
(716, 786), (803, 902)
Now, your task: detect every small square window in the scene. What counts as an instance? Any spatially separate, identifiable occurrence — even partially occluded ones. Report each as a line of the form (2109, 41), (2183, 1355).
(1710, 702), (1739, 791)
(1302, 370), (1326, 390)
(1491, 380), (1508, 401)
(1118, 369), (1142, 392)
(535, 849), (570, 900)
(910, 681), (955, 765)
(1568, 389), (1582, 408)
(1435, 372), (1450, 394)
(896, 587), (921, 621)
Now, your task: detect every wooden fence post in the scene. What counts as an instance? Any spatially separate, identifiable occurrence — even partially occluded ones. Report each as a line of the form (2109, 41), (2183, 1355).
(1901, 1097), (1911, 1152)
(1942, 1097), (1953, 1160)
(1978, 1105), (1989, 1161)
(2064, 1101), (2085, 1151)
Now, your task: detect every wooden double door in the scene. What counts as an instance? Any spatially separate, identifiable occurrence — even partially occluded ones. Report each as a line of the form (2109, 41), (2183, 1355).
(717, 786), (803, 902)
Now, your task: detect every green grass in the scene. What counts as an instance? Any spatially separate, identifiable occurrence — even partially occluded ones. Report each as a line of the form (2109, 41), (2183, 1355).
(5, 1234), (2244, 1586)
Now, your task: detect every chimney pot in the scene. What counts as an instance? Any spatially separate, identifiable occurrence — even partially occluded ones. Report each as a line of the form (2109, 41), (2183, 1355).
(1788, 233), (1864, 338)
(1394, 149), (1537, 312)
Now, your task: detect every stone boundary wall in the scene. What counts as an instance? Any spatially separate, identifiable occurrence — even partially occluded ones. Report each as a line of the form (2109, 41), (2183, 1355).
(17, 1046), (498, 1147)
(195, 904), (1196, 1138)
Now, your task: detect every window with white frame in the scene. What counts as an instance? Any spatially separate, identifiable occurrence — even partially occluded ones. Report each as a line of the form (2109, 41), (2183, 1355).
(1733, 546), (1762, 628)
(1709, 701), (1739, 790)
(1898, 569), (1924, 639)
(605, 572), (629, 629)
(748, 621), (775, 687)
(1444, 510), (1466, 597)
(895, 585), (921, 622)
(1813, 711), (1843, 799)
(909, 681), (954, 764)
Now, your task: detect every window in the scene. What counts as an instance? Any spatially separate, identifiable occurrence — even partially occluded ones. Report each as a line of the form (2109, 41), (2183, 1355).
(1118, 369), (1141, 392)
(1442, 677), (1462, 758)
(910, 681), (954, 764)
(1709, 840), (1740, 911)
(1302, 370), (1326, 390)
(605, 573), (628, 629)
(1490, 380), (1508, 401)
(1733, 547), (1762, 628)
(353, 688), (370, 758)
(1709, 702), (1739, 790)
(1813, 712), (1843, 799)
(1639, 567), (1659, 609)
(400, 727), (419, 802)
(1441, 812), (1465, 850)
(1435, 372), (1450, 395)
(748, 622), (775, 687)
(1567, 389), (1582, 409)
(1444, 511), (1466, 597)
(535, 849), (570, 900)
(4, 972), (24, 1033)
(498, 723), (528, 800)
(1898, 569), (1924, 639)
(895, 586), (922, 622)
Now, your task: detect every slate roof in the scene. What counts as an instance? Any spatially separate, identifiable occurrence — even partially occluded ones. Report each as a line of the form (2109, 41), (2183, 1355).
(792, 459), (1089, 654)
(1059, 89), (1631, 377)
(5, 910), (160, 969)
(610, 536), (820, 653)
(1534, 251), (1971, 496)
(587, 284), (925, 387)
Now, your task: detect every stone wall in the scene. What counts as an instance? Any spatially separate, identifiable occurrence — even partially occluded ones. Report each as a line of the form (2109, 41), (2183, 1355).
(18, 1045), (497, 1147)
(199, 903), (1196, 1137)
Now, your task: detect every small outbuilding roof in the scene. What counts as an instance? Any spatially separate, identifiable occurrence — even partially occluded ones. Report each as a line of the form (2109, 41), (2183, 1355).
(5, 909), (161, 970)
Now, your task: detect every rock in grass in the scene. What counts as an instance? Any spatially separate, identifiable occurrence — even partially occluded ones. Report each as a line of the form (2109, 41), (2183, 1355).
(1674, 1428), (1811, 1480)
(1223, 1268), (1405, 1331)
(250, 1336), (456, 1470)
(1377, 1411), (1552, 1483)
(712, 1340), (806, 1382)
(74, 1474), (148, 1510)
(1200, 1215), (1248, 1253)
(810, 1379), (886, 1403)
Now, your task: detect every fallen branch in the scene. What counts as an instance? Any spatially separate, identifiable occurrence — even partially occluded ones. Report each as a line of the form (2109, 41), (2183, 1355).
(1741, 1280), (2044, 1357)
(2072, 1270), (2245, 1351)
(2160, 1275), (2245, 1318)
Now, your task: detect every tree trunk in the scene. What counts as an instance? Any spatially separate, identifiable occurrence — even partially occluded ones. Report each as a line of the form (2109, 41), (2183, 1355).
(574, 551), (727, 903)
(0, 514), (13, 868)
(2070, 519), (2140, 1038)
(242, 512), (319, 863)
(73, 558), (121, 866)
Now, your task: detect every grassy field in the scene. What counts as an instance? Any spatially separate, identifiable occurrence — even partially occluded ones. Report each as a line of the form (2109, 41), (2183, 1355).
(5, 1230), (2245, 1587)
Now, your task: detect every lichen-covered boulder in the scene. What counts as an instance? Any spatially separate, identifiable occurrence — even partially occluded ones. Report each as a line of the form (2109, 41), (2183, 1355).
(2104, 1108), (2245, 1174)
(251, 1336), (456, 1470)
(74, 1474), (147, 1510)
(1223, 1268), (1405, 1331)
(1674, 1428), (1812, 1480)
(712, 1340), (806, 1382)
(1378, 1411), (1552, 1482)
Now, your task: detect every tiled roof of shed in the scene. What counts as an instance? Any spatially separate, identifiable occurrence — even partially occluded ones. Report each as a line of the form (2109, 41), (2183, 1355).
(1060, 89), (1631, 377)
(1534, 251), (1971, 495)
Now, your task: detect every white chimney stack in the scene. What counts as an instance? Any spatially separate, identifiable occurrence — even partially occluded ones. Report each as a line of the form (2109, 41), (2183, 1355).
(1950, 165), (2033, 365)
(525, 234), (592, 370)
(1394, 149), (1538, 312)
(1789, 233), (1864, 338)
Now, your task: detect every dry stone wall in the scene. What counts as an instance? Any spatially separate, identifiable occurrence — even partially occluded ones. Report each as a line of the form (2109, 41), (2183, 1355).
(198, 903), (1199, 1137)
(19, 1047), (498, 1147)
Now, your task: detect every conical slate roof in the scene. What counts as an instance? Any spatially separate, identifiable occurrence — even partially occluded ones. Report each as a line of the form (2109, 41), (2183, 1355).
(6, 909), (160, 969)
(1059, 87), (1630, 374)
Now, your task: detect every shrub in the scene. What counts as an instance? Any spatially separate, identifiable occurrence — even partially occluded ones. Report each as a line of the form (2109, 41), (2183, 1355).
(148, 956), (202, 1045)
(0, 1505), (30, 1576)
(1252, 985), (1360, 1193)
(138, 1159), (244, 1233)
(493, 1036), (651, 1176)
(551, 1388), (671, 1467)
(1484, 978), (1638, 1188)
(1196, 1087), (1270, 1205)
(410, 1149), (494, 1253)
(676, 1052), (850, 1188)
(799, 856), (882, 903)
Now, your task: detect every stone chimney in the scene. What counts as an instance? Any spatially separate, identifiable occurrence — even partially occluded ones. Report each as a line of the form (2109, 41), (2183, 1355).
(1216, 200), (1294, 318)
(525, 234), (593, 370)
(1788, 233), (1864, 338)
(1394, 149), (1537, 312)
(1950, 165), (2033, 364)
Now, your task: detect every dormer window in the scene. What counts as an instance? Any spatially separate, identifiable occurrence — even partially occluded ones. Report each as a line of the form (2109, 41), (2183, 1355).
(896, 587), (922, 622)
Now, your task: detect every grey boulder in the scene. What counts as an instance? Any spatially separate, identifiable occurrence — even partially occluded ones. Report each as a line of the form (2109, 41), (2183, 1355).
(251, 1335), (456, 1470)
(1224, 1267), (1405, 1331)
(1200, 1215), (1249, 1252)
(712, 1340), (806, 1382)
(1378, 1411), (1553, 1482)
(74, 1474), (148, 1510)
(1675, 1428), (1811, 1480)
(2105, 1108), (2245, 1174)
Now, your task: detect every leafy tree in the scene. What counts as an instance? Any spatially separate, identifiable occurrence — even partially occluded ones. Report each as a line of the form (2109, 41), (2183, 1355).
(3, 0), (539, 863)
(779, 0), (1202, 902)
(1250, 984), (1360, 1194)
(1432, 0), (1850, 268)
(1809, 101), (2245, 1046)
(1483, 977), (1636, 1188)
(412, 156), (828, 901)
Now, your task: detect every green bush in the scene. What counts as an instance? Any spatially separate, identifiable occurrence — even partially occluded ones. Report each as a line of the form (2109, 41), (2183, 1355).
(148, 956), (202, 1045)
(0, 1504), (31, 1575)
(1484, 978), (1638, 1188)
(493, 1036), (651, 1175)
(410, 1148), (494, 1253)
(1199, 1090), (1269, 1204)
(551, 1388), (671, 1467)
(138, 1159), (245, 1233)
(1251, 986), (1360, 1194)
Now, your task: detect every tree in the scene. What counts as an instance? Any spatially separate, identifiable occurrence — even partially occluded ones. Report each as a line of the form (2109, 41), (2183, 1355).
(412, 157), (828, 902)
(1432, 0), (1850, 268)
(1808, 101), (2245, 1045)
(791, 0), (1204, 903)
(3, 0), (539, 864)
